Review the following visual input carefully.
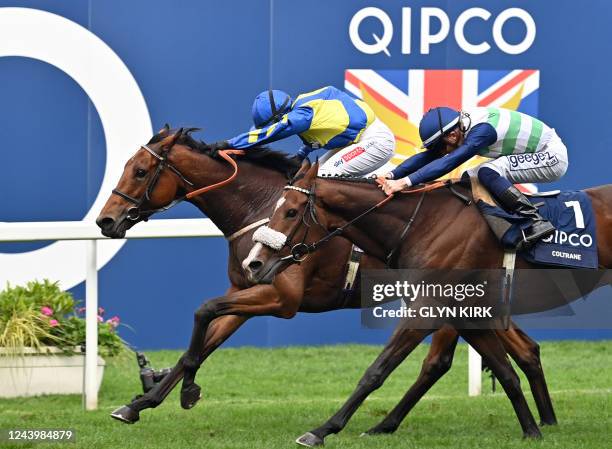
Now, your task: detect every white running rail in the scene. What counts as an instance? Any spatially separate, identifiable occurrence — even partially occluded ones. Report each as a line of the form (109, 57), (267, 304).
(0, 218), (481, 410)
(0, 218), (222, 410)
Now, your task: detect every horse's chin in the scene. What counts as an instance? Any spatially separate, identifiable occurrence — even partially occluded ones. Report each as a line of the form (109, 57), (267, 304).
(101, 228), (126, 239)
(247, 257), (293, 285)
(248, 269), (275, 285)
(101, 216), (139, 239)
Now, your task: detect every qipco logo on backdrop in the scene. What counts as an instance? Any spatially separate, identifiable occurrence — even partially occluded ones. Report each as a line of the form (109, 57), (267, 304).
(349, 7), (536, 57)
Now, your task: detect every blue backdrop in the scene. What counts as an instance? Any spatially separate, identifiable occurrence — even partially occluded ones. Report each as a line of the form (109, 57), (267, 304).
(1, 0), (610, 349)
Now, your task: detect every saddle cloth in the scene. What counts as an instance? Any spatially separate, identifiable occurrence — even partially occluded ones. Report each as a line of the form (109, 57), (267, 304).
(470, 178), (598, 269)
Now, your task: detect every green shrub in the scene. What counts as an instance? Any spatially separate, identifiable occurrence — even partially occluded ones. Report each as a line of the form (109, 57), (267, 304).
(0, 280), (129, 357)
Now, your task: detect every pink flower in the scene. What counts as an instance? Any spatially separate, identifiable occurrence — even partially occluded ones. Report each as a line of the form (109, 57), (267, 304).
(97, 315), (103, 322)
(49, 319), (59, 327)
(41, 306), (53, 316)
(77, 307), (86, 314)
(98, 307), (105, 316)
(106, 316), (120, 328)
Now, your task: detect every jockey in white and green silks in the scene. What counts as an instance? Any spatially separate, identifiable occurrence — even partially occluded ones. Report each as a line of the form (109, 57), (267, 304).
(380, 107), (569, 245)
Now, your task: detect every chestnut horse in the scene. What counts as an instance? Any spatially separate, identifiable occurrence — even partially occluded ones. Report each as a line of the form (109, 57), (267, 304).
(97, 128), (557, 442)
(245, 161), (612, 440)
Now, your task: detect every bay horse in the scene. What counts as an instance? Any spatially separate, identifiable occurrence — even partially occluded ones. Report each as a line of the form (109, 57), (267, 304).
(97, 127), (557, 442)
(245, 160), (612, 440)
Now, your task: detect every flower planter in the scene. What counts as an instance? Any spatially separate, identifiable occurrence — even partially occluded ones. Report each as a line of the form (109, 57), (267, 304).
(0, 347), (105, 398)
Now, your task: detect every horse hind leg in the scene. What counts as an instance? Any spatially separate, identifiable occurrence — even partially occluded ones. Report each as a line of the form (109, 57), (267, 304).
(461, 329), (541, 438)
(498, 324), (557, 426)
(295, 326), (433, 447)
(364, 325), (459, 435)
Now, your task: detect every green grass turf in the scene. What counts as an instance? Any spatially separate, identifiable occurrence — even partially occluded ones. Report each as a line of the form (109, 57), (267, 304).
(0, 341), (611, 448)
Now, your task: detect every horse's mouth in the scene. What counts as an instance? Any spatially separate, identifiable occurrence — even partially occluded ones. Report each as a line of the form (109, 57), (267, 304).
(98, 214), (140, 239)
(247, 256), (294, 285)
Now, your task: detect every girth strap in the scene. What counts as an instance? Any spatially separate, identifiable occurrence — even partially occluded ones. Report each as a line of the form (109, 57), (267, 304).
(385, 191), (427, 267)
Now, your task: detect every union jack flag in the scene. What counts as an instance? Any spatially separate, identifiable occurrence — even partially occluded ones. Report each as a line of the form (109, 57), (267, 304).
(345, 69), (539, 190)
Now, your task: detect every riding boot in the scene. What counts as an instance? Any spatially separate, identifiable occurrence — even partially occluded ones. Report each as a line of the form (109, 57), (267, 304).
(496, 185), (555, 246)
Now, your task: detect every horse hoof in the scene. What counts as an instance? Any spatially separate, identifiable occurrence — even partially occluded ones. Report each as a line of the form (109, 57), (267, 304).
(540, 419), (558, 426)
(361, 425), (396, 436)
(295, 432), (324, 447)
(180, 383), (202, 410)
(110, 405), (140, 424)
(523, 429), (542, 439)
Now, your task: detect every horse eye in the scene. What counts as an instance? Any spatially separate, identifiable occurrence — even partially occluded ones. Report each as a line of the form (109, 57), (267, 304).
(286, 208), (298, 218)
(135, 168), (147, 178)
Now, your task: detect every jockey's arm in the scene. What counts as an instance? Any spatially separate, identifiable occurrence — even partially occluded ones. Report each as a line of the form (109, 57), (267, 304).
(227, 107), (313, 149)
(389, 150), (440, 179)
(402, 123), (496, 186)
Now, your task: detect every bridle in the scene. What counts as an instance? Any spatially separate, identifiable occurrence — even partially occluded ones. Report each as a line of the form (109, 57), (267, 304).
(267, 178), (463, 266)
(111, 143), (245, 222)
(274, 180), (396, 264)
(112, 144), (194, 222)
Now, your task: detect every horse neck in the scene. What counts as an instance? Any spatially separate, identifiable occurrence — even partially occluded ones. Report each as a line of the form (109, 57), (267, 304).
(317, 179), (498, 268)
(315, 179), (406, 260)
(174, 149), (285, 237)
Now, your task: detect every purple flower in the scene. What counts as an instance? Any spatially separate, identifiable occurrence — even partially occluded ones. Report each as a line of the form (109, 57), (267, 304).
(41, 306), (53, 316)
(49, 319), (59, 327)
(98, 307), (105, 316)
(97, 315), (103, 323)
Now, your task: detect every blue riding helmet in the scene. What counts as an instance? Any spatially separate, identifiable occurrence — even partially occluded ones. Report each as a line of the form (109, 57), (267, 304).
(252, 89), (293, 128)
(419, 107), (460, 149)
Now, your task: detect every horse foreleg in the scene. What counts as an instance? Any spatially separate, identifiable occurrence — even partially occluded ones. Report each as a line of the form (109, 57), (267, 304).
(460, 329), (541, 438)
(110, 314), (247, 423)
(295, 326), (433, 447)
(180, 278), (302, 409)
(364, 325), (459, 435)
(499, 323), (557, 425)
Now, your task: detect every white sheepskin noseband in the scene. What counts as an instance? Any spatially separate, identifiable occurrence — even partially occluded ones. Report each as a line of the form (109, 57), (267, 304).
(253, 225), (288, 251)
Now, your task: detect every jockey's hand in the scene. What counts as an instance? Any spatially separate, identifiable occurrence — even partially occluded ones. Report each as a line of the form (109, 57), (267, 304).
(207, 140), (230, 156)
(377, 177), (409, 196)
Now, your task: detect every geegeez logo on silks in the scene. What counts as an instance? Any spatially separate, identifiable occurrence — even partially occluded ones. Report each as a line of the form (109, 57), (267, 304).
(509, 152), (559, 170)
(349, 7), (536, 57)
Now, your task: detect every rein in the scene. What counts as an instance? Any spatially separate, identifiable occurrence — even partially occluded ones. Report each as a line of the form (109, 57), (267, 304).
(276, 182), (396, 263)
(273, 178), (460, 265)
(186, 149), (245, 198)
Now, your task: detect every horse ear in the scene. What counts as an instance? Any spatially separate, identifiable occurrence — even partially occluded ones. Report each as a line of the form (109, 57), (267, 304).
(184, 127), (201, 135)
(156, 124), (171, 138)
(160, 127), (183, 149)
(306, 160), (319, 180)
(294, 158), (311, 177)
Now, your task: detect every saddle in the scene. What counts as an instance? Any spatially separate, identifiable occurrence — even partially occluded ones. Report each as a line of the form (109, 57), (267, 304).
(467, 175), (598, 269)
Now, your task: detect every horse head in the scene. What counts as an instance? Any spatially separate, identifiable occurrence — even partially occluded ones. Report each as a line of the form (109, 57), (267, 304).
(96, 125), (196, 238)
(243, 159), (324, 284)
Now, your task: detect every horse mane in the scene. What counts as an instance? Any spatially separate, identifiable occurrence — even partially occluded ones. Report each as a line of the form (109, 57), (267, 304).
(148, 127), (301, 178)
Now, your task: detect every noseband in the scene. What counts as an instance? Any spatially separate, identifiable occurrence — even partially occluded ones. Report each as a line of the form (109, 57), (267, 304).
(112, 144), (194, 221)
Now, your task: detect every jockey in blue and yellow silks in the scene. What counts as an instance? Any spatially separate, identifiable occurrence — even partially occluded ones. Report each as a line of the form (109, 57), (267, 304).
(209, 87), (395, 176)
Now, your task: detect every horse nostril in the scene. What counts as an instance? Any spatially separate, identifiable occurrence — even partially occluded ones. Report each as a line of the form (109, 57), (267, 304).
(248, 259), (263, 272)
(96, 216), (115, 230)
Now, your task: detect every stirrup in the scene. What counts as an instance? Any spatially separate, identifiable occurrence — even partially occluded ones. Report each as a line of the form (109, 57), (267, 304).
(520, 221), (555, 246)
